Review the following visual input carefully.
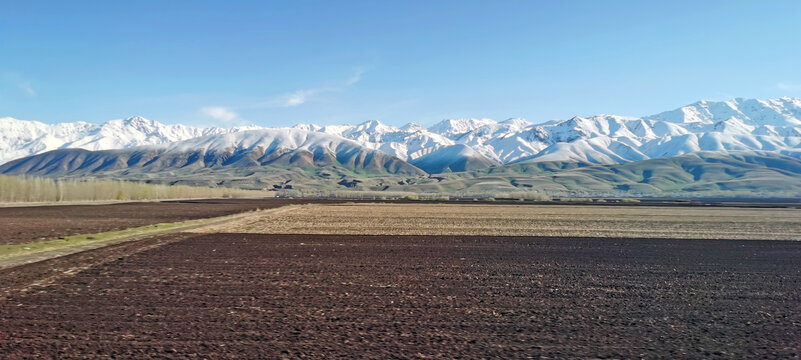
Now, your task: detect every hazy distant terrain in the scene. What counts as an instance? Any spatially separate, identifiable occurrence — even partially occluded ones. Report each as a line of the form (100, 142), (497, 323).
(4, 150), (799, 198)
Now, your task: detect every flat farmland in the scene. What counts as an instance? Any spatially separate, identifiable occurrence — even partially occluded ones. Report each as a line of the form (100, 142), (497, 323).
(194, 203), (801, 240)
(1, 202), (801, 358)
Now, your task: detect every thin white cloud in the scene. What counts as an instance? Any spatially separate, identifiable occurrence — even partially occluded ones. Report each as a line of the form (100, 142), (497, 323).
(18, 82), (35, 96)
(258, 69), (366, 108)
(777, 82), (801, 92)
(345, 69), (365, 86)
(201, 106), (238, 122)
(277, 89), (318, 107)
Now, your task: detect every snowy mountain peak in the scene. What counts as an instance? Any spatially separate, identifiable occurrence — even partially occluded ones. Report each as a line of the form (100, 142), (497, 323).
(123, 115), (153, 125)
(401, 122), (425, 131)
(292, 123), (323, 132)
(353, 119), (397, 133)
(646, 97), (801, 127)
(104, 116), (158, 129)
(428, 118), (498, 135)
(500, 117), (531, 129)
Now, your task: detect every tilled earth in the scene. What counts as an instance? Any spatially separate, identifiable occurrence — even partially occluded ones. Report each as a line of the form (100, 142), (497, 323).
(1, 233), (800, 358)
(0, 199), (344, 245)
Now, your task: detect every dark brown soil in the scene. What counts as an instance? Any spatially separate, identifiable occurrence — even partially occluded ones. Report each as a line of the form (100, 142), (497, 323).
(0, 199), (344, 245)
(0, 233), (196, 297)
(1, 234), (799, 358)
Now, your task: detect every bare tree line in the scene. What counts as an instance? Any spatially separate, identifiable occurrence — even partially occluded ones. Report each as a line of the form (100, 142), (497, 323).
(0, 176), (269, 203)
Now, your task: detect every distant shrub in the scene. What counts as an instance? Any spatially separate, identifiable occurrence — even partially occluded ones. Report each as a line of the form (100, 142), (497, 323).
(500, 191), (551, 202)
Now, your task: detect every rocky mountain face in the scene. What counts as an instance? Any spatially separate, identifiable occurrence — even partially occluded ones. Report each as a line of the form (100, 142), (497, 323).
(0, 129), (425, 177)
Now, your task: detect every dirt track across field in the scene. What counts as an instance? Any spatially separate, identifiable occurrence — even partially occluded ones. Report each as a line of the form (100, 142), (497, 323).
(0, 198), (342, 245)
(1, 233), (800, 358)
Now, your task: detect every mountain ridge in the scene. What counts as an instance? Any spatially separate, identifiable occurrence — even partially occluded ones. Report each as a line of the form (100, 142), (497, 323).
(0, 128), (425, 178)
(2, 97), (801, 175)
(0, 115), (260, 165)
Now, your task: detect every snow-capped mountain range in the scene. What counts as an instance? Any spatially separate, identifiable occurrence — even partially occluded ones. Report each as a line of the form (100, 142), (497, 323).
(295, 97), (801, 171)
(2, 97), (801, 174)
(0, 116), (260, 165)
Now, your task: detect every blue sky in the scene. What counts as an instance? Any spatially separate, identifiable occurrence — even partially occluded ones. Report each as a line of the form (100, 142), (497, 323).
(2, 0), (801, 127)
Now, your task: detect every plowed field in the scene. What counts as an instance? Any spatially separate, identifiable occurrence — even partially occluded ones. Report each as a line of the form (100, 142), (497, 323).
(2, 233), (800, 358)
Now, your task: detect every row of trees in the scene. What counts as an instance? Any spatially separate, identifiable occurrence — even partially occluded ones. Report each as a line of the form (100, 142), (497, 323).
(0, 176), (268, 203)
